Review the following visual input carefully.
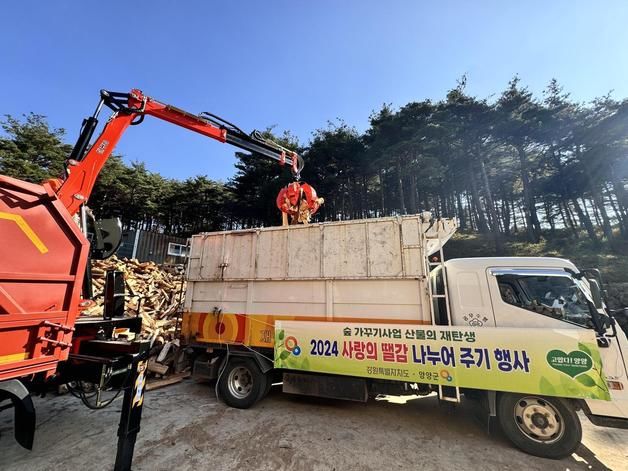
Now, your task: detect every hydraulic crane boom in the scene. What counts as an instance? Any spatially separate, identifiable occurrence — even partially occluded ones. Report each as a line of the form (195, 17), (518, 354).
(54, 89), (304, 216)
(0, 88), (309, 466)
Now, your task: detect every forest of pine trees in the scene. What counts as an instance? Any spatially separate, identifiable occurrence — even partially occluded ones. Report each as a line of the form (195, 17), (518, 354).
(2, 77), (627, 250)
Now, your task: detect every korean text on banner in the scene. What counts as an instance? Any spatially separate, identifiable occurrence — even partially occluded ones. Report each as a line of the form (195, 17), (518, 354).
(274, 321), (610, 401)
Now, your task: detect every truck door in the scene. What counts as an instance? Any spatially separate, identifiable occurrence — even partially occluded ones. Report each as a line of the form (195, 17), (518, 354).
(486, 268), (628, 420)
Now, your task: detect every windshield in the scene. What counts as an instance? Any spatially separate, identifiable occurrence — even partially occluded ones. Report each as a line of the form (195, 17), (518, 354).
(496, 273), (594, 328)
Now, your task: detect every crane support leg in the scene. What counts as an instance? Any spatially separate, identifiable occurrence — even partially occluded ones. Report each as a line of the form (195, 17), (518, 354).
(114, 351), (149, 471)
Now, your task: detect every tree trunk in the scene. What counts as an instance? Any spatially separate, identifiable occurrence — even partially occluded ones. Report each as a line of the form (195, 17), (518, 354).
(590, 199), (603, 228)
(501, 198), (511, 235)
(544, 200), (555, 232)
(574, 143), (613, 239)
(456, 192), (466, 229)
(361, 174), (368, 218)
(378, 168), (385, 215)
(559, 200), (578, 238)
(468, 161), (488, 232)
(581, 198), (596, 226)
(565, 201), (577, 233)
(515, 144), (541, 242)
(611, 175), (628, 236)
(478, 157), (503, 252)
(409, 174), (418, 214)
(517, 201), (528, 232)
(606, 183), (626, 236)
(592, 192), (613, 240)
(397, 158), (406, 214)
(465, 192), (476, 231)
(572, 198), (598, 243)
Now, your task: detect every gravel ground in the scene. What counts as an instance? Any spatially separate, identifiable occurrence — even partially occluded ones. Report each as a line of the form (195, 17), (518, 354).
(1, 380), (627, 470)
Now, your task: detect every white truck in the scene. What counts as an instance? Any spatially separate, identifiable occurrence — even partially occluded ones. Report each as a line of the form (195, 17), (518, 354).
(182, 213), (628, 459)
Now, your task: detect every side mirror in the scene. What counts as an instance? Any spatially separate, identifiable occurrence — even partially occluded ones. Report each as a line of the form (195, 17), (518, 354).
(600, 314), (613, 329)
(595, 315), (614, 347)
(587, 278), (604, 310)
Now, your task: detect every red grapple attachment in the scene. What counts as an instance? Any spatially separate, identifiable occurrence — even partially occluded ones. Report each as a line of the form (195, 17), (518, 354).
(276, 182), (324, 225)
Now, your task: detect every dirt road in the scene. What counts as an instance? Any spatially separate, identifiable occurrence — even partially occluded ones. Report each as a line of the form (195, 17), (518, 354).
(1, 380), (626, 470)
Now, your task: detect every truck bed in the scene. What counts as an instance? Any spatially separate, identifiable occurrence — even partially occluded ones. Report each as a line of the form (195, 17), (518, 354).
(182, 214), (457, 348)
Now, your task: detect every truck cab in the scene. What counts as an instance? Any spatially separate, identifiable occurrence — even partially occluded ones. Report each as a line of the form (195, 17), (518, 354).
(439, 257), (628, 427)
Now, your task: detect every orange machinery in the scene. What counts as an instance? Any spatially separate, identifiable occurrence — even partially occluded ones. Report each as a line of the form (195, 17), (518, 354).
(0, 88), (310, 468)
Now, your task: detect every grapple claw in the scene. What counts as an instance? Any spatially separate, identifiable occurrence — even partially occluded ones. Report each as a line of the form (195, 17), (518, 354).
(276, 182), (324, 225)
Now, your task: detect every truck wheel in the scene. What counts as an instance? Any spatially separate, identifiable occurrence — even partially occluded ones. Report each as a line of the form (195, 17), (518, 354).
(257, 372), (273, 401)
(497, 393), (581, 459)
(217, 357), (266, 409)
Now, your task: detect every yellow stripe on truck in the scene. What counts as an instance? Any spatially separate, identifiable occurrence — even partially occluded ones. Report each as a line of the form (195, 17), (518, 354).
(0, 211), (48, 254)
(184, 312), (431, 349)
(0, 352), (29, 365)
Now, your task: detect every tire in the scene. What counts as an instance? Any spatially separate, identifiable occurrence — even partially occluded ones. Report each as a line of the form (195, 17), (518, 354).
(217, 357), (266, 409)
(257, 372), (273, 401)
(497, 393), (582, 459)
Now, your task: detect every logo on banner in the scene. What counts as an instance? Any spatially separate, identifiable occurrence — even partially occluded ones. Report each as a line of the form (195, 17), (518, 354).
(546, 350), (592, 378)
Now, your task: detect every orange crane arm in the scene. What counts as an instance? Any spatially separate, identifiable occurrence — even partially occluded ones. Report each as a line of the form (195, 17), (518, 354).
(55, 89), (303, 216)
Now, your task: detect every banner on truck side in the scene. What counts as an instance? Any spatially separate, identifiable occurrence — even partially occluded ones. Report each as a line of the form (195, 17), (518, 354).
(274, 321), (610, 401)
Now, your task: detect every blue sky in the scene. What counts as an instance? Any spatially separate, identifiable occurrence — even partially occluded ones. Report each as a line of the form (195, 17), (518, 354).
(2, 1), (628, 181)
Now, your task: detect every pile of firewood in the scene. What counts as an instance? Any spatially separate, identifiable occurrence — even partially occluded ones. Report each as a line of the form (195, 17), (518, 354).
(83, 256), (184, 334)
(81, 256), (188, 380)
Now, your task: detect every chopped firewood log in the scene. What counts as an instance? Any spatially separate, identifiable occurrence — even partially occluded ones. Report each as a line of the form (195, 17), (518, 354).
(156, 341), (173, 363)
(146, 372), (191, 391)
(147, 359), (169, 375)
